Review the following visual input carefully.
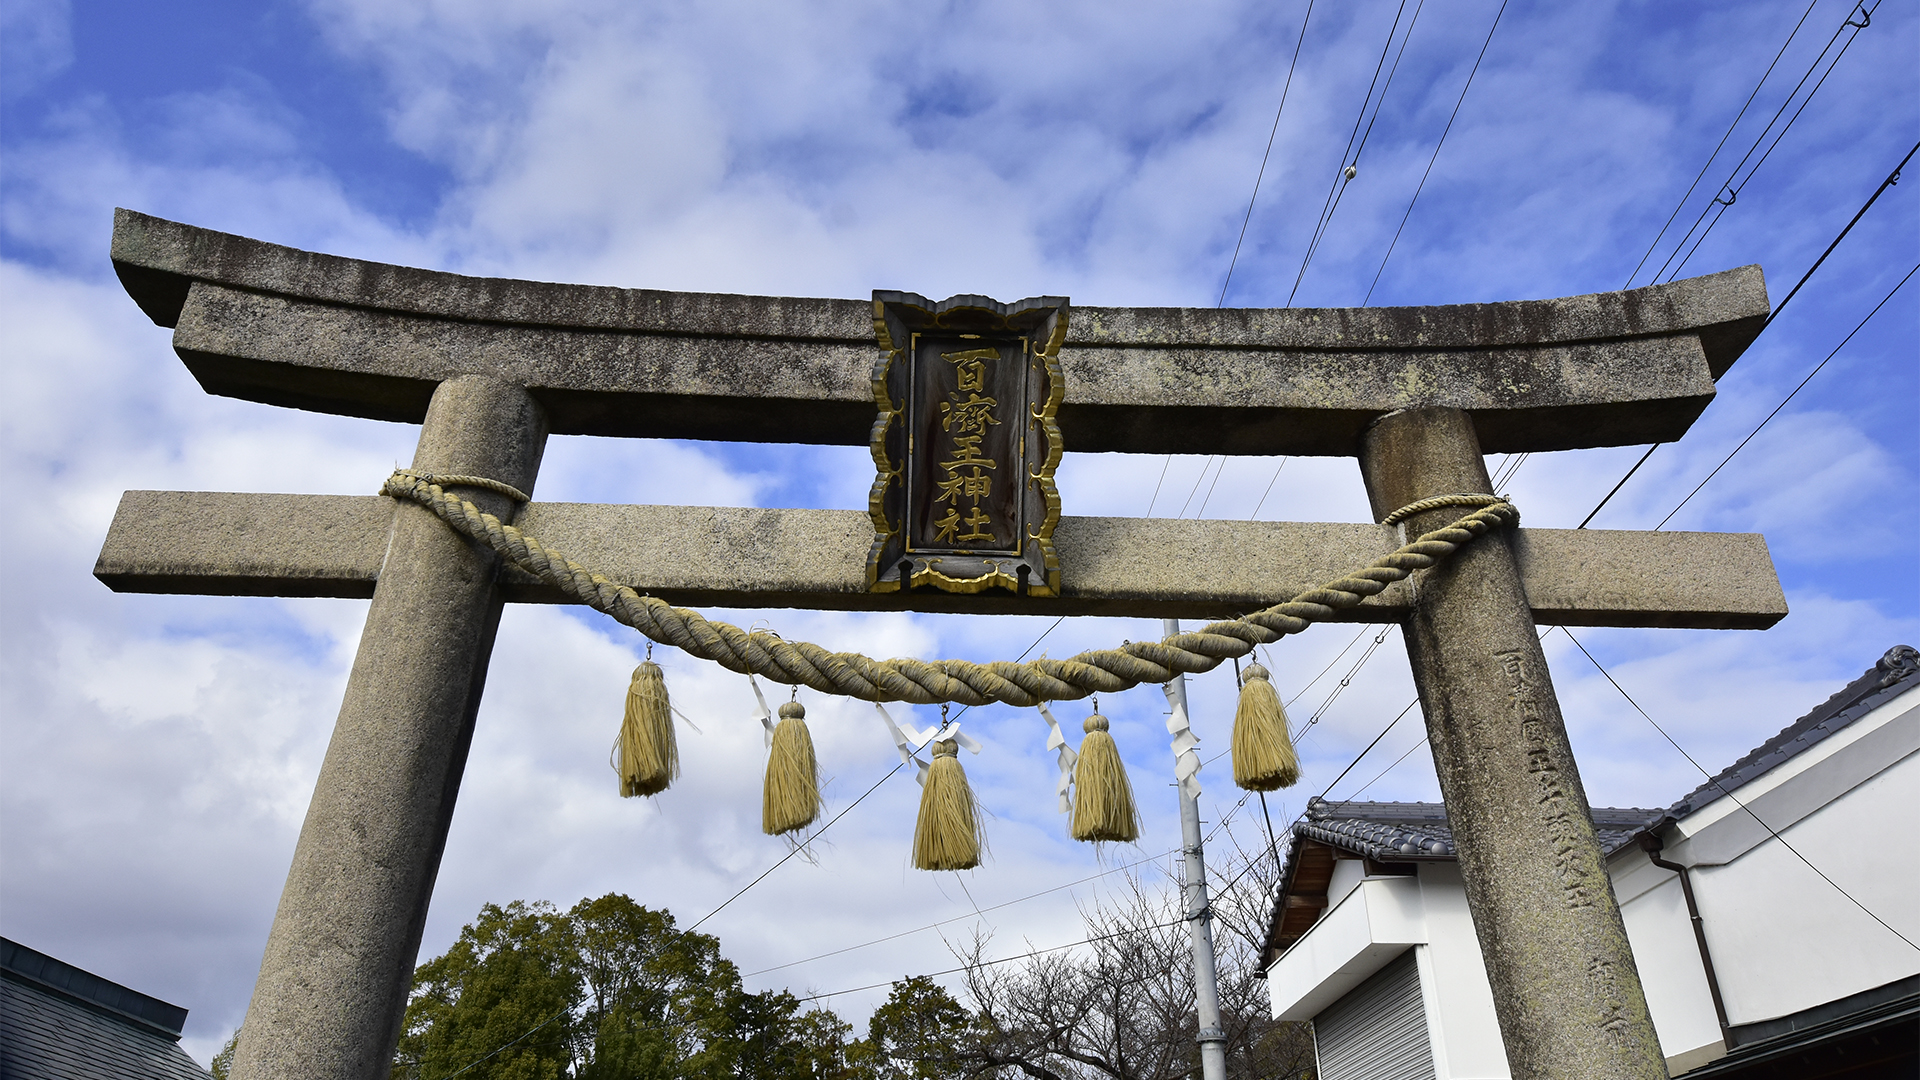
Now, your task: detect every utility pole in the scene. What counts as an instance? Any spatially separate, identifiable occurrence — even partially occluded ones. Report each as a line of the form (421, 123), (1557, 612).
(1165, 618), (1228, 1080)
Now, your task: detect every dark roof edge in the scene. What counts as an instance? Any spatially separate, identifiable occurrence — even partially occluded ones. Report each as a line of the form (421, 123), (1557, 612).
(1666, 645), (1919, 820)
(0, 937), (189, 1039)
(1677, 975), (1918, 1077)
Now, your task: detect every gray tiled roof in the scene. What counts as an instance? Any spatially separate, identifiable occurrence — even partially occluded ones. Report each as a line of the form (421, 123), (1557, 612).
(0, 938), (212, 1080)
(1, 980), (212, 1080)
(1665, 644), (1918, 820)
(1296, 800), (1662, 860)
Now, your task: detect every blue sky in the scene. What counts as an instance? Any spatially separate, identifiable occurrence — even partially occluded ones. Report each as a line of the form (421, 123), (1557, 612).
(2, 0), (1915, 1065)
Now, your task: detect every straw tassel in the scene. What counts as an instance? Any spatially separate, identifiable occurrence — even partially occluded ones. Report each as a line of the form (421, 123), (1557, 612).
(618, 660), (678, 797)
(763, 700), (822, 835)
(1070, 712), (1139, 843)
(1232, 663), (1299, 791)
(913, 740), (982, 870)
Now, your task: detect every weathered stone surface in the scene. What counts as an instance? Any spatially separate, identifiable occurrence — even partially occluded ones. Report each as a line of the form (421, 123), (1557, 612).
(113, 208), (1770, 455)
(1360, 407), (1668, 1080)
(95, 491), (1787, 628)
(228, 377), (549, 1080)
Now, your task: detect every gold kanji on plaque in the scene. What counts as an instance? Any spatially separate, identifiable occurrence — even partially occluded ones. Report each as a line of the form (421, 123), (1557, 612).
(867, 292), (1067, 596)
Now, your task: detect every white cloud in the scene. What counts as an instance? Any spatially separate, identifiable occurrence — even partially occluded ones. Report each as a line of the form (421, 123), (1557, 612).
(0, 0), (1914, 1063)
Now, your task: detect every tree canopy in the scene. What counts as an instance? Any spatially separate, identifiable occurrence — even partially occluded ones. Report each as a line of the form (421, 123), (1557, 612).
(390, 894), (852, 1080)
(384, 841), (1312, 1080)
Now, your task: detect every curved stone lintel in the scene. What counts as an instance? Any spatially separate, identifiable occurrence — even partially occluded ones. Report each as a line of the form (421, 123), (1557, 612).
(112, 209), (1770, 455)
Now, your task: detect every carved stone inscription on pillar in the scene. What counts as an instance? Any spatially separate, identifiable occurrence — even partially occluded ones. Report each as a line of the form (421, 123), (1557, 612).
(1496, 647), (1602, 910)
(868, 292), (1066, 596)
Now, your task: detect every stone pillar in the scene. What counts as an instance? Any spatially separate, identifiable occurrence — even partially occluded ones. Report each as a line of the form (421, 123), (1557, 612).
(231, 376), (549, 1080)
(1358, 407), (1667, 1080)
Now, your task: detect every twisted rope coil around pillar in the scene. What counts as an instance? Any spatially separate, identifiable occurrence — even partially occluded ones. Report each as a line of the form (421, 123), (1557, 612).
(381, 470), (1516, 708)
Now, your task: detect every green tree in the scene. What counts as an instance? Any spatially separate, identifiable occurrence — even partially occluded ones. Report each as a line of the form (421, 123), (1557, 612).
(393, 900), (579, 1080)
(851, 977), (976, 1080)
(210, 1031), (238, 1079)
(392, 893), (856, 1080)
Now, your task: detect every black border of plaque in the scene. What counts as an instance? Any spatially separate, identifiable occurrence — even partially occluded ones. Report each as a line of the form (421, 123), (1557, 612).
(867, 292), (1067, 597)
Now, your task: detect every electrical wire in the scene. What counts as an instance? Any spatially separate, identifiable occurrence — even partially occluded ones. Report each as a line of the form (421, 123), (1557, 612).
(795, 916), (1188, 1004)
(742, 847), (1179, 978)
(776, 765), (1274, 991)
(1647, 0), (1878, 285)
(1345, 734), (1430, 801)
(1655, 262), (1916, 532)
(1622, 0), (1822, 289)
(1193, 455), (1232, 518)
(1576, 444), (1661, 530)
(1285, 626), (1374, 707)
(1575, 140), (1912, 531)
(1313, 697), (1421, 799)
(1298, 627), (1394, 737)
(1286, 0), (1421, 306)
(1175, 455), (1223, 518)
(1246, 458), (1289, 520)
(1561, 629), (1917, 952)
(1363, 0), (1509, 305)
(687, 611), (1069, 933)
(1218, 0), (1319, 307)
(1761, 140), (1917, 331)
(433, 1002), (575, 1079)
(1143, 455), (1174, 517)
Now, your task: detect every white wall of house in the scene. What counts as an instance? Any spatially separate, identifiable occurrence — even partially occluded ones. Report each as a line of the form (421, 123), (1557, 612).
(1411, 864), (1508, 1080)
(1266, 865), (1509, 1079)
(1610, 855), (1727, 1070)
(1689, 749), (1919, 1023)
(1266, 683), (1918, 1079)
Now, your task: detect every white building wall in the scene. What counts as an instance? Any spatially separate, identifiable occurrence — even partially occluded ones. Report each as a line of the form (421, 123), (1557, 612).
(1611, 854), (1725, 1068)
(1265, 680), (1916, 1078)
(1414, 864), (1510, 1080)
(1690, 750), (1920, 1025)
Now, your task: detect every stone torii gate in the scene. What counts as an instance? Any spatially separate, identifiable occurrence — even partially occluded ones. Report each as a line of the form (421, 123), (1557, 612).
(97, 209), (1784, 1079)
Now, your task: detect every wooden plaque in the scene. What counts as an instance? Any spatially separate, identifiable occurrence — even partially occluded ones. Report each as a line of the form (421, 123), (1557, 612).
(868, 292), (1067, 596)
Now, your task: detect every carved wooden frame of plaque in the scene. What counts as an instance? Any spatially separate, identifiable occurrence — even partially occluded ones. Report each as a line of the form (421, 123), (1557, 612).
(867, 292), (1067, 597)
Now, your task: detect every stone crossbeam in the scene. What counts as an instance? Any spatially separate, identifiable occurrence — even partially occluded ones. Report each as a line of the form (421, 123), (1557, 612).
(96, 491), (1787, 628)
(112, 209), (1769, 456)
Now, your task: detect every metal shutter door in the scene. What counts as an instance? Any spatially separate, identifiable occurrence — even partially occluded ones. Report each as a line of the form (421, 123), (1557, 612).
(1313, 949), (1436, 1080)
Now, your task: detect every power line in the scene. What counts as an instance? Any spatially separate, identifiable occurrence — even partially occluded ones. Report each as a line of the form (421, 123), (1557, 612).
(1345, 734), (1429, 801)
(1507, 14), (1887, 509)
(1144, 455), (1174, 517)
(796, 916), (1187, 1004)
(1655, 261), (1916, 532)
(745, 846), (1180, 979)
(1622, 0), (1822, 289)
(1761, 140), (1917, 331)
(785, 756), (1277, 997)
(1176, 455), (1223, 518)
(1561, 629), (1917, 952)
(1576, 444), (1660, 529)
(762, 685), (1275, 987)
(1298, 627), (1394, 738)
(1194, 455), (1232, 518)
(1363, 0), (1509, 305)
(1313, 697), (1421, 799)
(1246, 458), (1289, 520)
(433, 1002), (574, 1080)
(1575, 141), (1912, 530)
(688, 756), (910, 933)
(1287, 0), (1422, 306)
(1647, 0), (1879, 285)
(1285, 625), (1373, 707)
(1218, 0), (1319, 307)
